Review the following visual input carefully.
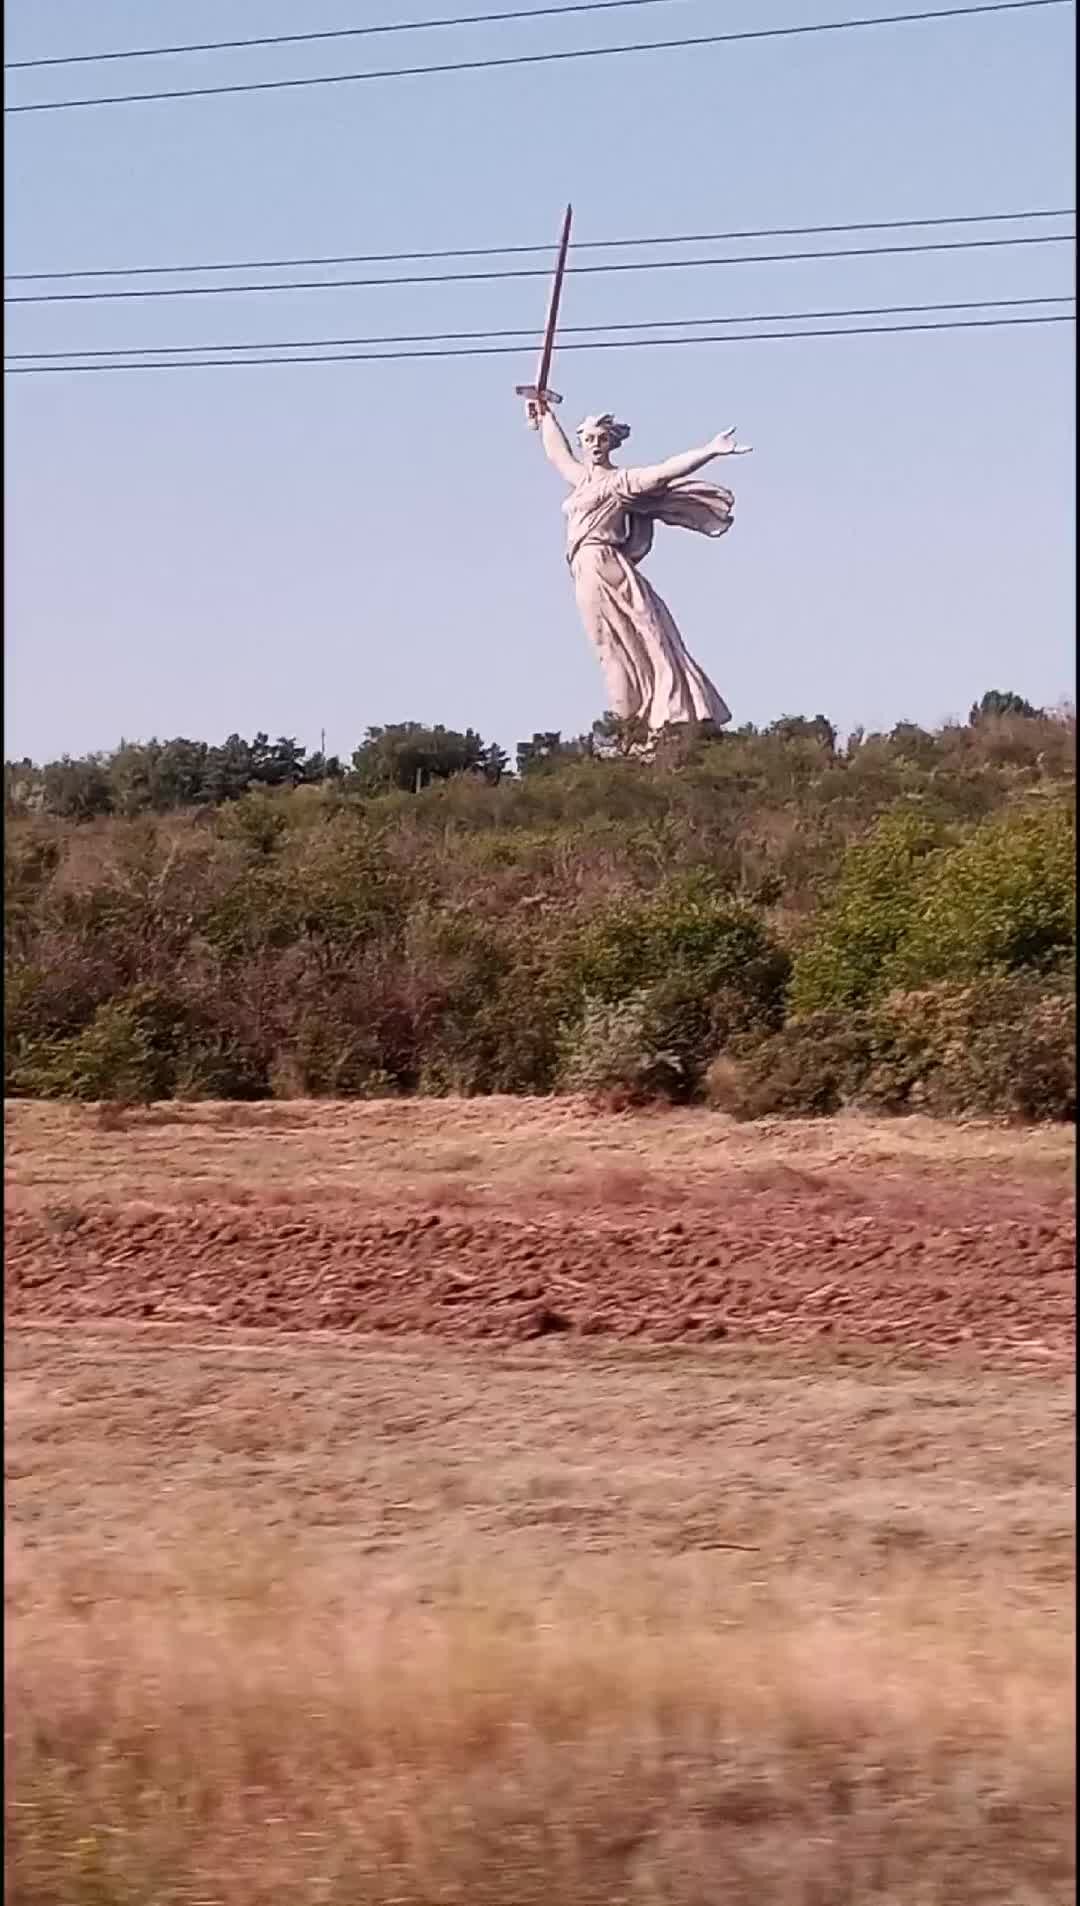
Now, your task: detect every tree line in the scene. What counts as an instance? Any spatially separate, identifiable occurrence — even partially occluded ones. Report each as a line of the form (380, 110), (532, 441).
(3, 691), (1045, 820)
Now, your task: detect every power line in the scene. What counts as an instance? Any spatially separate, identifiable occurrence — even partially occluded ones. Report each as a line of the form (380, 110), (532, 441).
(5, 311), (1072, 374)
(8, 297), (1071, 362)
(6, 0), (1069, 114)
(6, 231), (1072, 305)
(7, 207), (1071, 284)
(7, 0), (694, 70)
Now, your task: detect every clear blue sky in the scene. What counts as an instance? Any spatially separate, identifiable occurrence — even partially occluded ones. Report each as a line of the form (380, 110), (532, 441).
(5, 0), (1075, 763)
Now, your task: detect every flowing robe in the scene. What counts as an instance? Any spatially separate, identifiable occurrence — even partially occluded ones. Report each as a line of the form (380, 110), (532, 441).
(563, 465), (734, 730)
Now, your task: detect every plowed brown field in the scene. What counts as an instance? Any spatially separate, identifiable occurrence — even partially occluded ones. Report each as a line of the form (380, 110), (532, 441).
(6, 1100), (1074, 1357)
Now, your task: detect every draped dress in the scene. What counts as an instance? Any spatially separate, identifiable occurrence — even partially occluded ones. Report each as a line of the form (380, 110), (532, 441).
(562, 463), (734, 730)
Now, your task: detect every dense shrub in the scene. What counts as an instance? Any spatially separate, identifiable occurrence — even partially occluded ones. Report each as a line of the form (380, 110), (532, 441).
(706, 1014), (879, 1121)
(9, 984), (194, 1102)
(707, 978), (1075, 1124)
(4, 706), (1074, 1119)
(200, 821), (408, 961)
(401, 908), (566, 1096)
(791, 799), (1075, 1013)
(788, 810), (941, 1013)
(561, 883), (789, 1016)
(882, 802), (1075, 988)
(557, 994), (685, 1104)
(876, 979), (1076, 1122)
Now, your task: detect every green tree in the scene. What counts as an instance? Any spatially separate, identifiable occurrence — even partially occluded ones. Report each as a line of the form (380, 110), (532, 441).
(106, 737), (213, 814)
(765, 714), (837, 753)
(970, 688), (1040, 723)
(40, 755), (113, 820)
(202, 734), (257, 805)
(349, 723), (505, 792)
(515, 731), (595, 776)
(249, 733), (309, 790)
(592, 712), (651, 757)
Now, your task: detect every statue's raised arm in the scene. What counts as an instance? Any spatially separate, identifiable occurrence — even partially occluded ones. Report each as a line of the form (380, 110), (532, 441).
(622, 427), (752, 498)
(526, 394), (581, 486)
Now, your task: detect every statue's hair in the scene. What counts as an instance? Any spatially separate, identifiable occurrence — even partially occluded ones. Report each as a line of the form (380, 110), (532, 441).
(576, 413), (631, 448)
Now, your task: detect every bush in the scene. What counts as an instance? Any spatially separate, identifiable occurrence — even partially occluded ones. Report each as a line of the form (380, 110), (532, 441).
(706, 1013), (879, 1120)
(554, 886), (789, 1104)
(882, 802), (1075, 989)
(706, 979), (1075, 1124)
(201, 821), (408, 960)
(557, 994), (688, 1104)
(10, 984), (191, 1102)
(876, 980), (1076, 1122)
(788, 810), (943, 1014)
(557, 969), (748, 1105)
(562, 883), (790, 1023)
(404, 909), (565, 1096)
(791, 801), (1075, 1013)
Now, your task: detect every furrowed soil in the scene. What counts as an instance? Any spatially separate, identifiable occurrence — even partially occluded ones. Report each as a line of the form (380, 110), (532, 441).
(5, 1101), (1075, 1904)
(5, 1099), (1075, 1353)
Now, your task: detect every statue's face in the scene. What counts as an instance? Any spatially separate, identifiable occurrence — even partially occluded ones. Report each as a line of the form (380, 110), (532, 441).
(580, 427), (613, 466)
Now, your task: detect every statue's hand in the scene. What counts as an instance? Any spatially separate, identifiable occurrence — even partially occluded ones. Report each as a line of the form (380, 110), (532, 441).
(712, 427), (752, 456)
(525, 398), (543, 431)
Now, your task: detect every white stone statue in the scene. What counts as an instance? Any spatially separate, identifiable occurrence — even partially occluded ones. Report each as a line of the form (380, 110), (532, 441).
(527, 398), (751, 733)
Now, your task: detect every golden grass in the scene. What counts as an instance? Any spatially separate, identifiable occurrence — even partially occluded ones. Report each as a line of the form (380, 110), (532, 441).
(5, 1096), (1074, 1218)
(8, 1561), (1073, 1906)
(6, 1327), (1075, 1904)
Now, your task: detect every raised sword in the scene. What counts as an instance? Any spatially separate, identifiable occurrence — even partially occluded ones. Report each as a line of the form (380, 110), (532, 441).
(515, 202), (572, 412)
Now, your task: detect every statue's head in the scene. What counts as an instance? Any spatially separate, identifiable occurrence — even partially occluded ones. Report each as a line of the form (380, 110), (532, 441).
(577, 413), (631, 467)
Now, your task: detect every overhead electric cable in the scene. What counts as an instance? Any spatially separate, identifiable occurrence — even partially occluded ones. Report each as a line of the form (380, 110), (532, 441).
(7, 0), (699, 70)
(7, 207), (1071, 284)
(5, 311), (1072, 373)
(5, 231), (1072, 305)
(7, 296), (1070, 361)
(6, 0), (1069, 115)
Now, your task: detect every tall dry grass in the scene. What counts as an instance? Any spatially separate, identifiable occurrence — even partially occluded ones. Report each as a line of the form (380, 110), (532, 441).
(7, 1546), (1074, 1905)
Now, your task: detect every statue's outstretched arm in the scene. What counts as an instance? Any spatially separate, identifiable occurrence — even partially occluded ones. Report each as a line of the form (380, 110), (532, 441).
(625, 427), (752, 494)
(525, 397), (581, 486)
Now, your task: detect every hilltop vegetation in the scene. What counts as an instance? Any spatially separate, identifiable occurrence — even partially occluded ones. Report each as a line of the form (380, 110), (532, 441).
(5, 697), (1075, 1120)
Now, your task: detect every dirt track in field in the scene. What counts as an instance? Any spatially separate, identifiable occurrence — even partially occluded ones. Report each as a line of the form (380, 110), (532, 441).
(5, 1101), (1074, 1358)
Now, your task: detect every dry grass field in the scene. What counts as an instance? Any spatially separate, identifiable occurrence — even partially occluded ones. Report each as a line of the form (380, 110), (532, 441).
(5, 1100), (1076, 1903)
